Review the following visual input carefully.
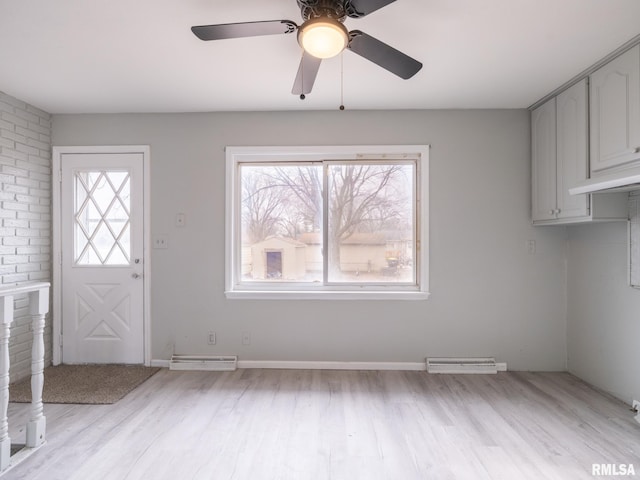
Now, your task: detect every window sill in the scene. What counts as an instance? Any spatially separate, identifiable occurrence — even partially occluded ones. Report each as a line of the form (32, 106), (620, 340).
(224, 290), (431, 301)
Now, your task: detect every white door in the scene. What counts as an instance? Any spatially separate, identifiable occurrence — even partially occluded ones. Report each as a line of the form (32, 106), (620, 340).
(59, 151), (145, 364)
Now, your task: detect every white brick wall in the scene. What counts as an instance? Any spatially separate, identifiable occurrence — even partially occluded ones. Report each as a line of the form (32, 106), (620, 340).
(0, 91), (52, 382)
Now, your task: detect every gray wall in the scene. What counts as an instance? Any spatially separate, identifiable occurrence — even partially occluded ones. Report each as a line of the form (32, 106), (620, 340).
(52, 109), (569, 371)
(0, 91), (53, 381)
(567, 222), (640, 403)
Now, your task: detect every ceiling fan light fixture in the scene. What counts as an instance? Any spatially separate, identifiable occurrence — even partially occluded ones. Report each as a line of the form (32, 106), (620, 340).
(297, 17), (349, 59)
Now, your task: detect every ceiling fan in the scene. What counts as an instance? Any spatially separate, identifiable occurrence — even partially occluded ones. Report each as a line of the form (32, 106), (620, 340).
(191, 0), (422, 98)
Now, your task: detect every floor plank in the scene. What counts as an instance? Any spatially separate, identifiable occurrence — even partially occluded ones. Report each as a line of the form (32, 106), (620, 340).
(3, 370), (639, 479)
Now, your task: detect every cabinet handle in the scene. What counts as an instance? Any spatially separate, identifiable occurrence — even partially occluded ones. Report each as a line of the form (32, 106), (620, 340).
(549, 210), (555, 215)
(556, 208), (561, 214)
(634, 146), (640, 154)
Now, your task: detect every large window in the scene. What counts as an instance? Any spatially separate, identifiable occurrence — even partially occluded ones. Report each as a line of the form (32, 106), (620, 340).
(226, 146), (429, 300)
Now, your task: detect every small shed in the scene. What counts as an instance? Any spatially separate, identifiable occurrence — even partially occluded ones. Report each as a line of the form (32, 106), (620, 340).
(250, 237), (307, 280)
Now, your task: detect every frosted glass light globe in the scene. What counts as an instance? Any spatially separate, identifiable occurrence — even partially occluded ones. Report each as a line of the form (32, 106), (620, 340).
(298, 18), (348, 59)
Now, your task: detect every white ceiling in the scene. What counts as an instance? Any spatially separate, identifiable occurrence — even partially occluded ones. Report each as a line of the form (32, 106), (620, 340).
(2, 0), (640, 114)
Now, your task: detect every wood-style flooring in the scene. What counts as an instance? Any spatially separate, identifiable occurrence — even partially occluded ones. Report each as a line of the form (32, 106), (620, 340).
(3, 369), (640, 479)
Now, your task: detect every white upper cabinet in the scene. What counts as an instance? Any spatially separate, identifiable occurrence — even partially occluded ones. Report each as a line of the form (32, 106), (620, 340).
(556, 79), (590, 219)
(590, 45), (640, 173)
(532, 80), (590, 223)
(532, 97), (557, 222)
(532, 79), (625, 225)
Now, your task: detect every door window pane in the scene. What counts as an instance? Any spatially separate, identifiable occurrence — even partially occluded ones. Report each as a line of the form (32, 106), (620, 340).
(74, 170), (132, 265)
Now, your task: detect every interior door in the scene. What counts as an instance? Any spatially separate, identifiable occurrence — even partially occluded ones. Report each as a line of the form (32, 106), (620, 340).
(60, 152), (145, 364)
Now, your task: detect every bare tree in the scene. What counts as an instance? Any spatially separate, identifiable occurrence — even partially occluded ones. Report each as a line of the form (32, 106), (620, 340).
(242, 165), (322, 243)
(270, 166), (322, 233)
(242, 162), (412, 275)
(327, 164), (408, 273)
(241, 168), (286, 244)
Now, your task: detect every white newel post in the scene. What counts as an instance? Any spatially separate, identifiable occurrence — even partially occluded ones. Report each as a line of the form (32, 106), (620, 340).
(26, 286), (48, 448)
(0, 295), (14, 471)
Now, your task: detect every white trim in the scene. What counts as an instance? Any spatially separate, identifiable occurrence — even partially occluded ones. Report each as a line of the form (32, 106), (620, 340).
(0, 444), (42, 476)
(569, 164), (640, 195)
(225, 290), (430, 300)
(0, 282), (50, 297)
(143, 147), (152, 366)
(150, 359), (506, 372)
(52, 145), (152, 366)
(151, 359), (171, 368)
(51, 152), (61, 365)
(237, 360), (427, 371)
(225, 145), (430, 300)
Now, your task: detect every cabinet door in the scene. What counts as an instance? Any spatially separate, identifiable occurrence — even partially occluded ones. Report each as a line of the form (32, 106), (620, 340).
(590, 45), (640, 173)
(556, 79), (589, 219)
(532, 98), (557, 221)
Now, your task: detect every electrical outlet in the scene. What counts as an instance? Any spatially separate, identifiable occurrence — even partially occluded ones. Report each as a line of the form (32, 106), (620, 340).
(526, 239), (536, 255)
(242, 331), (251, 346)
(208, 332), (216, 345)
(153, 235), (168, 249)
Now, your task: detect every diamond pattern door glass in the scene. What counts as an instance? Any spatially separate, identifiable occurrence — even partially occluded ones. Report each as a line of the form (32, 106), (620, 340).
(74, 170), (132, 265)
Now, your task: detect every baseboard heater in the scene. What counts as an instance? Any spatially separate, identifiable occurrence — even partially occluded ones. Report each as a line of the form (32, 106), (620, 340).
(169, 355), (238, 371)
(426, 357), (498, 374)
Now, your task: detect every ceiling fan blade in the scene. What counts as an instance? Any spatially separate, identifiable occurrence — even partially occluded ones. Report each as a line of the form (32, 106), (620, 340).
(347, 30), (422, 79)
(191, 20), (297, 41)
(345, 0), (397, 18)
(292, 52), (322, 95)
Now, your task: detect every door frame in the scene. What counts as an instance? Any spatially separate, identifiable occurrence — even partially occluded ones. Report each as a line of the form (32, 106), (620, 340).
(52, 145), (151, 366)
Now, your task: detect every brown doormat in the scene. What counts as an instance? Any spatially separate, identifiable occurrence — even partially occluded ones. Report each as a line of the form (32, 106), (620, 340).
(9, 365), (160, 405)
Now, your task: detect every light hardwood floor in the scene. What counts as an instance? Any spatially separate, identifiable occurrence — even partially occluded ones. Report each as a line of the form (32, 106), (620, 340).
(3, 369), (640, 480)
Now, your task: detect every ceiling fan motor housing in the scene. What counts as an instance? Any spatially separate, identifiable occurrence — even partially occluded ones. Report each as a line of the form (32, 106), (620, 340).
(297, 0), (347, 22)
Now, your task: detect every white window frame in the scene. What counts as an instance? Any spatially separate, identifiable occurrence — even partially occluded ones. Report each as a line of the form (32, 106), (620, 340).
(225, 145), (430, 300)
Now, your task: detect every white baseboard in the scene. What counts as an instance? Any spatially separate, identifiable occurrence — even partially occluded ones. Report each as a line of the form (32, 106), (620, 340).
(152, 358), (507, 372)
(237, 360), (426, 371)
(151, 359), (170, 368)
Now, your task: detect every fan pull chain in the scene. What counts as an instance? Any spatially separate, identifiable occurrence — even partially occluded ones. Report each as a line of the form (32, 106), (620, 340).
(339, 52), (345, 111)
(300, 51), (306, 100)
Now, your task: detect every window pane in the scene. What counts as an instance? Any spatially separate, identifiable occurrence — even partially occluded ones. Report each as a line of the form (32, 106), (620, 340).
(240, 164), (323, 282)
(327, 163), (415, 284)
(74, 170), (131, 266)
